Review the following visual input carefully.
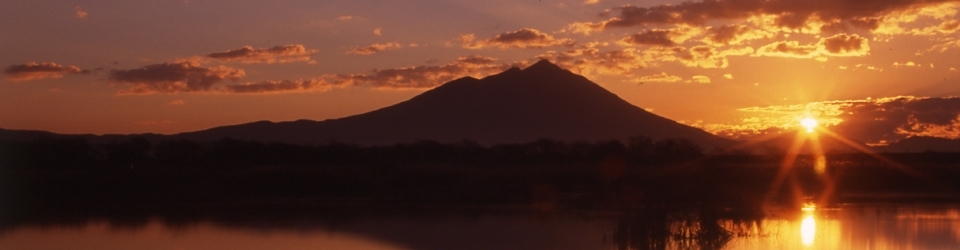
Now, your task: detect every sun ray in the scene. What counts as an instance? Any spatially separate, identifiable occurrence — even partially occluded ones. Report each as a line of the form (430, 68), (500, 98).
(764, 130), (809, 204)
(816, 127), (952, 191)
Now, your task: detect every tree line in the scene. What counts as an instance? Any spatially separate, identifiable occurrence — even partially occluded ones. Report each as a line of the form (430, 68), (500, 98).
(0, 136), (705, 171)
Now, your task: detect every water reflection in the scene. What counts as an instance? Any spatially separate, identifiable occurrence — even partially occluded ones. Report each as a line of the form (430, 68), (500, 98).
(612, 205), (760, 250)
(799, 203), (817, 247)
(0, 220), (413, 250)
(2, 204), (960, 250)
(800, 214), (816, 247)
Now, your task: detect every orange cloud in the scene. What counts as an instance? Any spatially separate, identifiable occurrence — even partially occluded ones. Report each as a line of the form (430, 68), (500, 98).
(114, 56), (512, 94)
(347, 42), (402, 55)
(539, 47), (649, 77)
(563, 22), (605, 35)
(755, 41), (819, 58)
(109, 61), (245, 94)
(461, 28), (575, 49)
(75, 6), (88, 18)
(676, 46), (753, 68)
(207, 45), (317, 63)
(702, 24), (771, 45)
(941, 19), (960, 32)
(689, 75), (711, 84)
(756, 33), (869, 58)
(819, 18), (882, 33)
(3, 62), (90, 81)
(893, 61), (922, 67)
(874, 3), (960, 35)
(819, 33), (870, 56)
(619, 29), (677, 47)
(222, 79), (342, 94)
(574, 0), (954, 33)
(637, 72), (681, 82)
(330, 55), (511, 88)
(927, 39), (960, 53)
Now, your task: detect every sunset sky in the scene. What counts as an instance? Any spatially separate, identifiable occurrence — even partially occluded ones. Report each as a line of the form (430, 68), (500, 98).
(2, 0), (959, 145)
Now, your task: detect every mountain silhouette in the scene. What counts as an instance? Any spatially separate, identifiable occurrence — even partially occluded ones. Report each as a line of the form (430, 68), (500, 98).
(873, 136), (960, 152)
(175, 60), (732, 148)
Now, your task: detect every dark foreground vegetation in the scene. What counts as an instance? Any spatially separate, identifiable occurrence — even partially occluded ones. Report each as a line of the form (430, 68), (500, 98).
(2, 136), (960, 248)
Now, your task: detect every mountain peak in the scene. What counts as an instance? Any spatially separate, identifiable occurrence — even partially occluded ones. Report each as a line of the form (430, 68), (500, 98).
(523, 59), (565, 73)
(177, 59), (733, 148)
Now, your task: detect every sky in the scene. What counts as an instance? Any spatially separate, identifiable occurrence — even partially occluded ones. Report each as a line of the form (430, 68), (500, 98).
(2, 0), (959, 145)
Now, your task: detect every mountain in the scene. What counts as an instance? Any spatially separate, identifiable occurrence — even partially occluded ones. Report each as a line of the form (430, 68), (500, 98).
(872, 136), (960, 152)
(175, 60), (732, 148)
(739, 130), (870, 154)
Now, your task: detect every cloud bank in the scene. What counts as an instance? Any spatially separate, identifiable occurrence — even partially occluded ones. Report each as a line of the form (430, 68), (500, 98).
(461, 28), (575, 49)
(107, 56), (511, 94)
(207, 45), (317, 63)
(571, 0), (957, 33)
(109, 61), (245, 94)
(719, 96), (960, 144)
(755, 33), (870, 59)
(347, 42), (402, 55)
(3, 62), (90, 81)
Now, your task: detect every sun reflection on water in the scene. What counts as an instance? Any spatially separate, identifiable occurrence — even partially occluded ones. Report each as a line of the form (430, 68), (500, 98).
(800, 203), (817, 247)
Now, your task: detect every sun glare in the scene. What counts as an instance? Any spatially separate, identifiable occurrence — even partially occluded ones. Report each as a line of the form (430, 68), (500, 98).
(800, 117), (818, 133)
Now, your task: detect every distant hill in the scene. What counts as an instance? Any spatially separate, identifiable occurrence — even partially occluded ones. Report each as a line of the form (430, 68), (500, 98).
(872, 136), (960, 153)
(173, 60), (733, 148)
(733, 129), (870, 154)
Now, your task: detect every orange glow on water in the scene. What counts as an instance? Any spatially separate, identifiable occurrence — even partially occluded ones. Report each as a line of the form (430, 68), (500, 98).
(800, 214), (816, 247)
(800, 203), (818, 247)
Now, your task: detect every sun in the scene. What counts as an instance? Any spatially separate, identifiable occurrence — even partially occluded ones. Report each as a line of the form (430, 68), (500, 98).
(800, 117), (818, 133)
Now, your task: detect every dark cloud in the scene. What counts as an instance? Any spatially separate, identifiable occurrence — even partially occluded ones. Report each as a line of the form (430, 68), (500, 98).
(462, 28), (575, 49)
(3, 62), (90, 81)
(941, 20), (960, 32)
(819, 33), (869, 56)
(346, 42), (402, 55)
(703, 24), (768, 45)
(755, 41), (820, 58)
(109, 61), (245, 94)
(331, 55), (511, 88)
(620, 30), (676, 46)
(735, 96), (960, 144)
(574, 0), (954, 32)
(222, 79), (339, 94)
(207, 45), (317, 63)
(831, 96), (960, 144)
(820, 18), (882, 33)
(755, 33), (869, 58)
(108, 56), (510, 94)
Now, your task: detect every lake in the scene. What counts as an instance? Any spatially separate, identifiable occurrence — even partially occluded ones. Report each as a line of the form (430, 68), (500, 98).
(2, 203), (959, 250)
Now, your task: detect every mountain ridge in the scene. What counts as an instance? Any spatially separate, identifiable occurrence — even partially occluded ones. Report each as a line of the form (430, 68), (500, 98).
(171, 59), (732, 148)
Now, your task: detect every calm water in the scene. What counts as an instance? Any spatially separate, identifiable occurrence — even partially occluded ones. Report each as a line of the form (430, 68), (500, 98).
(2, 204), (959, 250)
